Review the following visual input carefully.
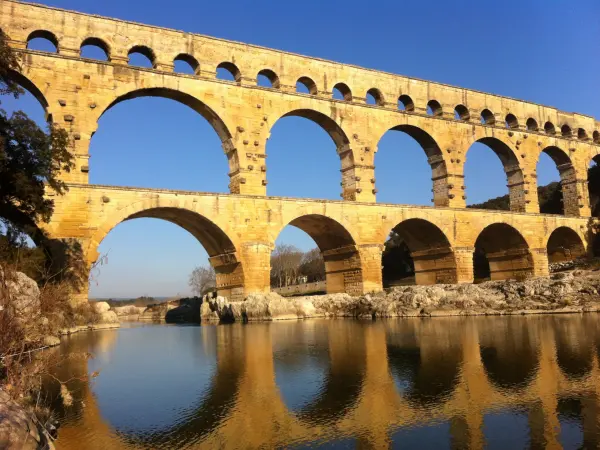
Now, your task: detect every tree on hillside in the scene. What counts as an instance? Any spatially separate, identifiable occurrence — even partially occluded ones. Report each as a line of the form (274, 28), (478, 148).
(0, 30), (73, 246)
(189, 265), (216, 296)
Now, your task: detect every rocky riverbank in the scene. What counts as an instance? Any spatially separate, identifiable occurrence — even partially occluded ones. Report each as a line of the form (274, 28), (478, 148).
(202, 268), (600, 322)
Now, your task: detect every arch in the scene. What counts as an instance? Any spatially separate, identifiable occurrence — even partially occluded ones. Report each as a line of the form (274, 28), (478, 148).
(378, 124), (449, 206)
(366, 88), (384, 106)
(257, 69), (280, 88)
(273, 214), (362, 295)
(174, 53), (199, 74)
(128, 45), (156, 68)
(398, 95), (414, 112)
(526, 118), (538, 131)
(594, 130), (600, 144)
(4, 69), (50, 112)
(384, 218), (457, 285)
(481, 109), (495, 125)
(215, 62), (241, 83)
(578, 128), (588, 140)
(546, 226), (585, 264)
(26, 30), (58, 52)
(454, 104), (470, 121)
(544, 121), (556, 135)
(467, 137), (525, 212)
(479, 318), (539, 391)
(91, 205), (244, 299)
(100, 87), (232, 143)
(561, 124), (573, 138)
(275, 109), (349, 149)
(296, 76), (318, 95)
(539, 146), (576, 215)
(426, 100), (442, 117)
(474, 223), (533, 281)
(80, 37), (110, 60)
(332, 82), (352, 101)
(505, 113), (519, 129)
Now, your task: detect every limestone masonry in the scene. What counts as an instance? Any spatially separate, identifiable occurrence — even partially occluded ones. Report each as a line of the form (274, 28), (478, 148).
(1, 1), (599, 301)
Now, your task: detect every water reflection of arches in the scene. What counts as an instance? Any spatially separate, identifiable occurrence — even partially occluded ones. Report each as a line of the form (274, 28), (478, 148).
(479, 318), (540, 390)
(553, 316), (594, 379)
(272, 321), (367, 425)
(386, 320), (463, 406)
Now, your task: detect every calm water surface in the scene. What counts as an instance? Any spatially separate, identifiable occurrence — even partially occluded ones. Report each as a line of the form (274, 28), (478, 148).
(44, 316), (600, 449)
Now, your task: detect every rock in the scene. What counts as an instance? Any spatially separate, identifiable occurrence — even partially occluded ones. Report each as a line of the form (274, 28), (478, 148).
(100, 311), (119, 324)
(43, 335), (60, 347)
(92, 301), (111, 313)
(0, 389), (54, 450)
(113, 305), (146, 316)
(4, 271), (40, 316)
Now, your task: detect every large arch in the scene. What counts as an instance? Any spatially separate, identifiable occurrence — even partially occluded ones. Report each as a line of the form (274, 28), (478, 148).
(546, 226), (586, 264)
(474, 223), (533, 281)
(377, 125), (449, 207)
(272, 214), (362, 295)
(90, 205), (244, 300)
(268, 109), (350, 199)
(466, 137), (525, 212)
(4, 69), (50, 118)
(383, 218), (457, 285)
(538, 146), (577, 216)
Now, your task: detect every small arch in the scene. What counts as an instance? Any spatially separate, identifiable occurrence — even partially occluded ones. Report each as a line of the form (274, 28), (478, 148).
(26, 30), (58, 53)
(216, 62), (241, 83)
(366, 88), (384, 106)
(128, 45), (156, 68)
(257, 69), (280, 88)
(174, 53), (199, 75)
(526, 118), (539, 131)
(454, 104), (470, 121)
(561, 124), (573, 138)
(332, 83), (352, 101)
(296, 76), (318, 95)
(577, 128), (588, 140)
(398, 95), (414, 112)
(544, 121), (556, 135)
(505, 113), (519, 129)
(481, 109), (495, 125)
(80, 37), (110, 61)
(426, 100), (443, 117)
(383, 218), (457, 286)
(594, 130), (600, 144)
(547, 227), (585, 265)
(474, 223), (533, 281)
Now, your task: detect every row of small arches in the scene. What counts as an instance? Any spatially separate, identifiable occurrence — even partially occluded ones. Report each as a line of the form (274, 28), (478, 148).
(23, 30), (600, 145)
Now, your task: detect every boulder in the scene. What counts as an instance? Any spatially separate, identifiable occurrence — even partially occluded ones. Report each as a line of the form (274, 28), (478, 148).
(0, 389), (54, 450)
(92, 301), (110, 313)
(43, 335), (61, 347)
(4, 271), (40, 316)
(100, 311), (119, 324)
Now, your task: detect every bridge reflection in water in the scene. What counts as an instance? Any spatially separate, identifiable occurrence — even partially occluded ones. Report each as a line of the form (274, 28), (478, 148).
(46, 317), (600, 449)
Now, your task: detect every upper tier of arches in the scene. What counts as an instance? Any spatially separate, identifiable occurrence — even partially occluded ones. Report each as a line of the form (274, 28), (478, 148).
(2, 0), (597, 142)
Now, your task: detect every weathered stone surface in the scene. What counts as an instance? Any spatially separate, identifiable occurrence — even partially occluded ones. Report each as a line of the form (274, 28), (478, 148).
(1, 1), (598, 304)
(112, 305), (146, 316)
(202, 269), (600, 322)
(100, 311), (119, 324)
(5, 271), (40, 316)
(43, 335), (60, 347)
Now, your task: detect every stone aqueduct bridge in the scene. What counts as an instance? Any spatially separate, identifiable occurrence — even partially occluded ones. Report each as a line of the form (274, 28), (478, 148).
(2, 1), (600, 300)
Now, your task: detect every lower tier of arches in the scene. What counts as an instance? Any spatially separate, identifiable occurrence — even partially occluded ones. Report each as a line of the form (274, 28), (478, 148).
(42, 185), (596, 302)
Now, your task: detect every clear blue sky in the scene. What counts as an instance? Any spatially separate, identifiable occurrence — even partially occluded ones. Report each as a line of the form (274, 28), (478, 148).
(3, 0), (600, 298)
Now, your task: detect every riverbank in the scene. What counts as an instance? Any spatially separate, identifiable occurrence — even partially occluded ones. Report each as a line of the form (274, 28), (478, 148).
(202, 267), (600, 322)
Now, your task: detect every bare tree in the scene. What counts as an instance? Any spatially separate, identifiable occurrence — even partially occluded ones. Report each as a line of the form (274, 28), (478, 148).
(299, 248), (325, 282)
(189, 265), (216, 296)
(270, 244), (304, 288)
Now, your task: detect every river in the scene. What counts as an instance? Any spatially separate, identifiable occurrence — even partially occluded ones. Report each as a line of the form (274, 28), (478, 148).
(43, 316), (600, 449)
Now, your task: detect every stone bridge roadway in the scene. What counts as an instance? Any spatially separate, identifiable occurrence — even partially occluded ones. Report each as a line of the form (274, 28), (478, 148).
(53, 317), (600, 449)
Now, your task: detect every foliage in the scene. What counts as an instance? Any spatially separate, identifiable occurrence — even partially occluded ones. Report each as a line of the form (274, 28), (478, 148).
(189, 265), (216, 296)
(0, 30), (22, 98)
(298, 248), (325, 283)
(382, 231), (414, 287)
(270, 244), (303, 288)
